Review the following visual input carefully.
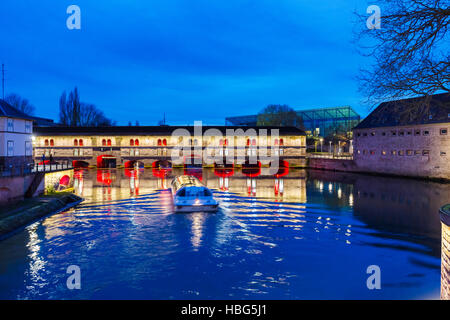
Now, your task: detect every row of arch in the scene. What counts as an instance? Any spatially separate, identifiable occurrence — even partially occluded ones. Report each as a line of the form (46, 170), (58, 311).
(50, 137), (285, 147)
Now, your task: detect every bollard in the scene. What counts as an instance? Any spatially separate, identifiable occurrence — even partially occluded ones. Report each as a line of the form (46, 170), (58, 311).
(440, 204), (450, 300)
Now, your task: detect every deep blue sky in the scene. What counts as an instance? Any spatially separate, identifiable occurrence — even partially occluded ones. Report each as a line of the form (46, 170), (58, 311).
(0, 0), (372, 125)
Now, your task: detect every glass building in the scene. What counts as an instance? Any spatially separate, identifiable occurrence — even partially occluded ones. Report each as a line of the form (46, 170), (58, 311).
(226, 106), (361, 137)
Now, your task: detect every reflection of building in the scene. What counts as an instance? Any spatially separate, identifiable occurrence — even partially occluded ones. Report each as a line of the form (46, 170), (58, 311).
(33, 126), (306, 168)
(441, 205), (450, 300)
(226, 106), (361, 137)
(353, 93), (450, 179)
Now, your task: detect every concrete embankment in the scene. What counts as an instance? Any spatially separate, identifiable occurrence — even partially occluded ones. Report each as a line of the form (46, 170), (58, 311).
(0, 193), (83, 240)
(308, 157), (358, 172)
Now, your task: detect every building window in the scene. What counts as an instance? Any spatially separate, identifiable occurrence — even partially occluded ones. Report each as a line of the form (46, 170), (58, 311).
(50, 139), (54, 147)
(391, 150), (396, 155)
(440, 128), (448, 135)
(441, 151), (447, 156)
(363, 150), (367, 155)
(158, 139), (162, 146)
(163, 139), (167, 146)
(423, 130), (430, 136)
(25, 122), (32, 133)
(45, 139), (49, 146)
(423, 150), (430, 156)
(135, 139), (139, 146)
(279, 139), (284, 146)
(25, 141), (32, 156)
(363, 133), (367, 137)
(74, 149), (79, 156)
(79, 139), (83, 146)
(414, 150), (421, 155)
(371, 132), (375, 136)
(382, 132), (386, 136)
(357, 150), (361, 154)
(414, 130), (420, 136)
(357, 133), (361, 137)
(107, 139), (112, 146)
(130, 139), (134, 146)
(382, 150), (387, 155)
(399, 131), (404, 136)
(391, 131), (396, 136)
(370, 150), (375, 155)
(102, 139), (106, 146)
(398, 150), (404, 156)
(74, 139), (78, 146)
(7, 118), (14, 132)
(406, 150), (413, 156)
(407, 131), (412, 135)
(7, 141), (14, 156)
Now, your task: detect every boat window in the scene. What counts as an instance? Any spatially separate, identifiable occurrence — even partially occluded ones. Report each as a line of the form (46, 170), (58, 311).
(203, 189), (212, 197)
(176, 188), (186, 197)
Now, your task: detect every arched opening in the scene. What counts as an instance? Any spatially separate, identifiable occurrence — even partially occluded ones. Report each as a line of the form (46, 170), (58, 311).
(242, 160), (261, 178)
(79, 139), (84, 146)
(97, 155), (116, 168)
(107, 139), (112, 146)
(102, 139), (107, 146)
(130, 139), (134, 146)
(157, 139), (162, 146)
(124, 160), (144, 169)
(273, 160), (289, 178)
(50, 139), (54, 147)
(45, 139), (49, 146)
(162, 138), (167, 146)
(152, 160), (172, 169)
(72, 160), (89, 168)
(74, 139), (78, 146)
(134, 139), (139, 146)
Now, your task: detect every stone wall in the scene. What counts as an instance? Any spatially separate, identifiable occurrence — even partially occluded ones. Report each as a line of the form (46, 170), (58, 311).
(0, 174), (45, 203)
(308, 158), (358, 172)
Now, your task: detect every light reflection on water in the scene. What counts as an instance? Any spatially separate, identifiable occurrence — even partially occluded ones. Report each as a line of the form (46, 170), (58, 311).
(0, 168), (447, 299)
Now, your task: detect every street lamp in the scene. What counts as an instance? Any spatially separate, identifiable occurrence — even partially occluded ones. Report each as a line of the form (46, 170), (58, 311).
(320, 137), (323, 153)
(329, 141), (332, 154)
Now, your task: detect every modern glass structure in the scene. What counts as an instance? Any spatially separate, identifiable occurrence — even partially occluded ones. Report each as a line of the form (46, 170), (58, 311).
(225, 106), (361, 137)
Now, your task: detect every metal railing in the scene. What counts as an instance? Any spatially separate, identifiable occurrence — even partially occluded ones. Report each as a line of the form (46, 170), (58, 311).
(0, 162), (73, 178)
(307, 152), (353, 160)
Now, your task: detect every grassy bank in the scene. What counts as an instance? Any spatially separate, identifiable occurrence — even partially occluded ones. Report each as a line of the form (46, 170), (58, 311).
(0, 193), (83, 240)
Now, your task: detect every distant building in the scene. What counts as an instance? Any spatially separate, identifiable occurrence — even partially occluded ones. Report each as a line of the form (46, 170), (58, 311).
(353, 93), (450, 180)
(0, 100), (34, 170)
(33, 125), (307, 168)
(225, 106), (361, 137)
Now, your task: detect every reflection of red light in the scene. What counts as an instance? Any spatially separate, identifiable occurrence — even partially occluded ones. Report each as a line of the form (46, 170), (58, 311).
(38, 160), (50, 165)
(214, 167), (234, 178)
(97, 155), (114, 168)
(274, 160), (289, 178)
(74, 168), (85, 179)
(73, 160), (89, 168)
(124, 168), (144, 178)
(152, 167), (171, 179)
(97, 169), (114, 185)
(242, 161), (261, 177)
(184, 168), (203, 181)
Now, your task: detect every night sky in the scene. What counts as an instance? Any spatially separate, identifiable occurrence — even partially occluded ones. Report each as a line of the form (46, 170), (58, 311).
(0, 0), (372, 125)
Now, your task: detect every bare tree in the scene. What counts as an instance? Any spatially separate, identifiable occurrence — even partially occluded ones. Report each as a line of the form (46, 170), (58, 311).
(4, 93), (35, 115)
(59, 87), (114, 126)
(257, 104), (305, 129)
(355, 0), (450, 107)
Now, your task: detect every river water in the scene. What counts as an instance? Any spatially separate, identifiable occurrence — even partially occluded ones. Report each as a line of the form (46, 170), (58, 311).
(0, 168), (448, 299)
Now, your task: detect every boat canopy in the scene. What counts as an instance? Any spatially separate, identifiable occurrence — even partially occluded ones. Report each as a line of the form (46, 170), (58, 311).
(171, 175), (212, 197)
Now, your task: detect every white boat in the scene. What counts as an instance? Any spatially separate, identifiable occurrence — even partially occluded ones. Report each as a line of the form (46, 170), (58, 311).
(171, 175), (219, 213)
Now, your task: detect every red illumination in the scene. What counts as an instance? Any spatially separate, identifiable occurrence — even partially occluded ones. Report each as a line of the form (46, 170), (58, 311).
(130, 139), (134, 146)
(252, 139), (256, 146)
(135, 139), (139, 146)
(107, 139), (111, 146)
(50, 139), (54, 147)
(163, 139), (167, 146)
(214, 167), (234, 178)
(279, 139), (284, 146)
(157, 139), (162, 146)
(102, 139), (106, 146)
(79, 139), (83, 146)
(274, 160), (289, 178)
(45, 139), (49, 146)
(74, 139), (78, 146)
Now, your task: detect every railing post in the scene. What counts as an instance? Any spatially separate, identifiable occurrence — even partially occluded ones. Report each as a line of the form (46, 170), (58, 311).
(440, 204), (450, 300)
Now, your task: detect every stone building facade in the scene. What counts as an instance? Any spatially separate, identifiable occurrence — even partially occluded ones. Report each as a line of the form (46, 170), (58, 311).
(353, 93), (450, 180)
(33, 126), (306, 168)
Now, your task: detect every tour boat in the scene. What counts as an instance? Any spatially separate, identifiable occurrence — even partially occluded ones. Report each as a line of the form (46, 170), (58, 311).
(171, 175), (219, 213)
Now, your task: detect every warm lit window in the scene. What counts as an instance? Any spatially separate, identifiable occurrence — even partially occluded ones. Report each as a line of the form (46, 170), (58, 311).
(279, 139), (284, 146)
(391, 150), (396, 155)
(107, 139), (111, 146)
(74, 139), (78, 146)
(135, 139), (139, 146)
(371, 132), (375, 136)
(163, 139), (167, 146)
(382, 150), (386, 155)
(79, 139), (83, 146)
(102, 139), (106, 146)
(414, 150), (421, 155)
(357, 150), (361, 154)
(50, 139), (54, 147)
(406, 150), (413, 156)
(440, 129), (448, 135)
(45, 139), (49, 146)
(130, 139), (134, 146)
(398, 150), (404, 156)
(247, 139), (251, 146)
(158, 139), (162, 146)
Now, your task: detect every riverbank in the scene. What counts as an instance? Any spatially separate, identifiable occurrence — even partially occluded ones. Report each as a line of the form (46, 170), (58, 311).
(0, 192), (83, 240)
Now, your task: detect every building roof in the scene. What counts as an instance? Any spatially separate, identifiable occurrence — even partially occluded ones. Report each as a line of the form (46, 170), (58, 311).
(354, 93), (450, 130)
(34, 125), (306, 136)
(0, 99), (36, 121)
